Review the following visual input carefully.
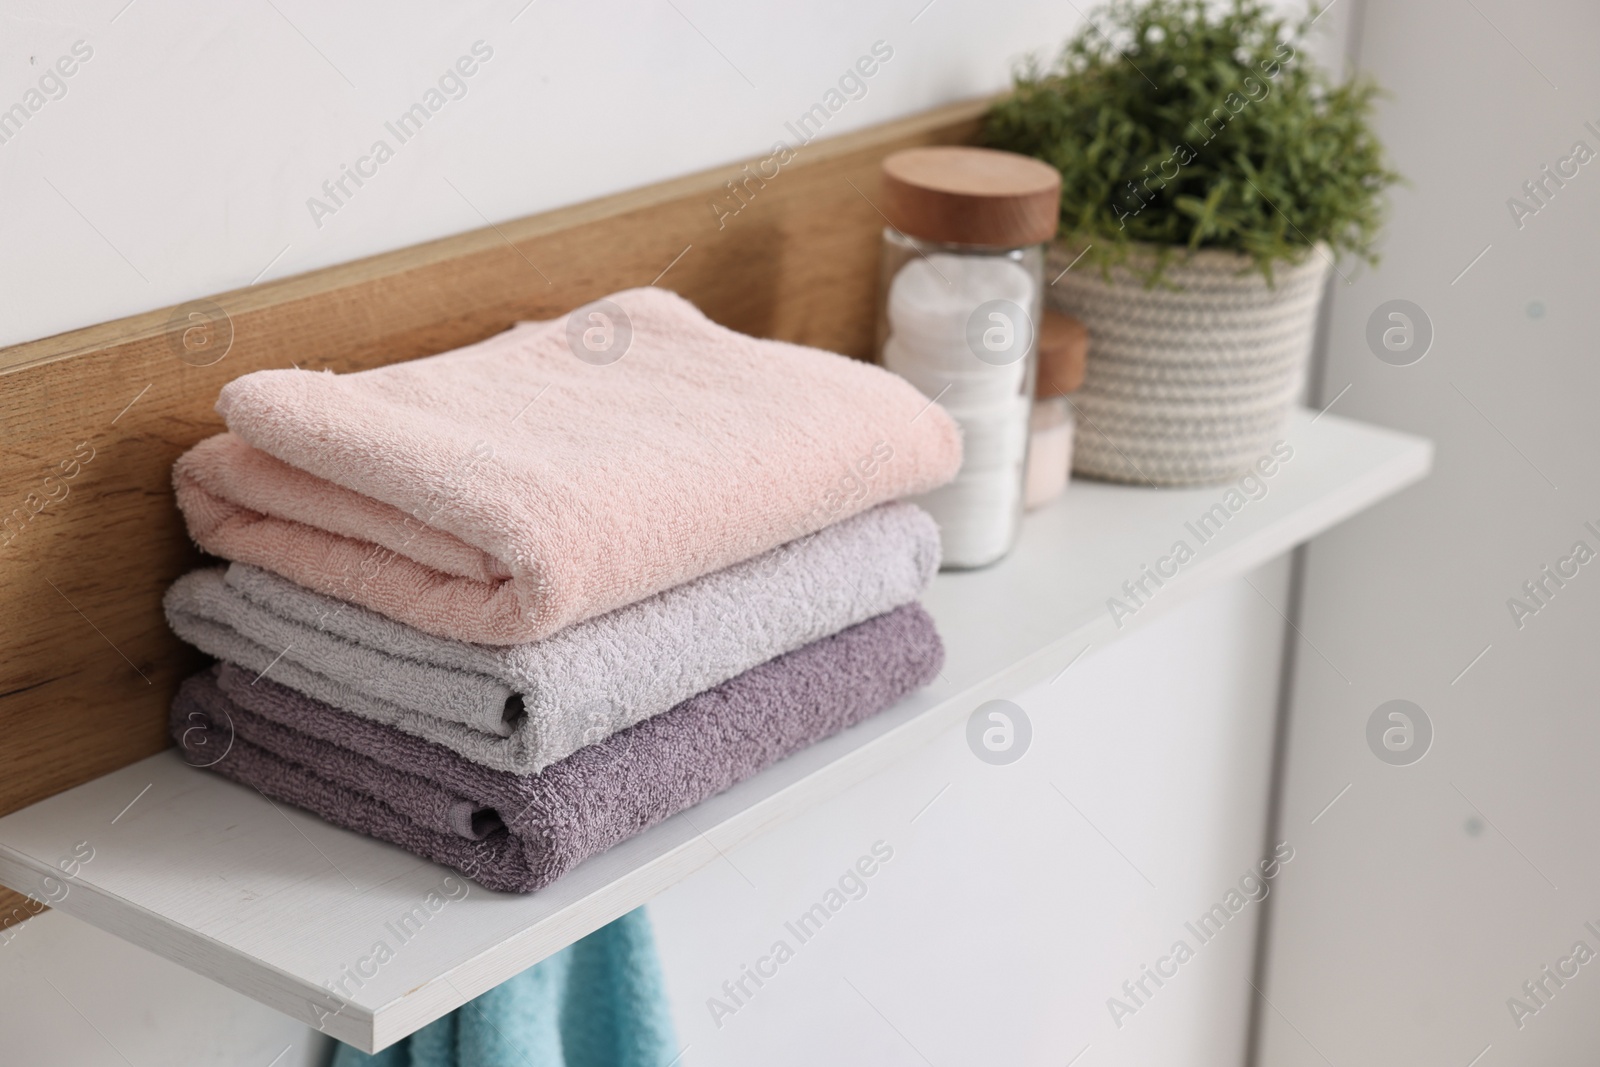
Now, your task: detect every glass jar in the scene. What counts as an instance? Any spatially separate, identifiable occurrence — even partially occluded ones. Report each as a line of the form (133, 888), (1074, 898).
(1025, 394), (1075, 510)
(876, 234), (1043, 567)
(873, 146), (1061, 568)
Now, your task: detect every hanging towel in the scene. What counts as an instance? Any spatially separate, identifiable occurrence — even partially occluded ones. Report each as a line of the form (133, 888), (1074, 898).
(172, 603), (943, 892)
(163, 502), (939, 774)
(173, 287), (962, 644)
(331, 907), (679, 1067)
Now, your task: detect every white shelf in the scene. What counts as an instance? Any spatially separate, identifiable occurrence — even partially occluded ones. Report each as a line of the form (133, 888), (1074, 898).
(0, 410), (1430, 1052)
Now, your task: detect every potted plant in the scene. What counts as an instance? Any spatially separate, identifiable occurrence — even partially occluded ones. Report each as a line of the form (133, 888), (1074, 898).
(983, 0), (1399, 486)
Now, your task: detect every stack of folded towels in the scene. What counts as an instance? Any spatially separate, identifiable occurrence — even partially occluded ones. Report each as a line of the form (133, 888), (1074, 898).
(164, 287), (962, 894)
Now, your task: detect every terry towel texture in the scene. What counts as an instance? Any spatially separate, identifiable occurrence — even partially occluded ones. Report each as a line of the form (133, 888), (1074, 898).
(173, 287), (962, 644)
(331, 907), (678, 1067)
(174, 603), (943, 893)
(164, 503), (940, 774)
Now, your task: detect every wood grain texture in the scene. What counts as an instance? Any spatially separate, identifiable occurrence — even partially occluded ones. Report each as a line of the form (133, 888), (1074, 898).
(0, 98), (989, 925)
(880, 144), (1061, 247)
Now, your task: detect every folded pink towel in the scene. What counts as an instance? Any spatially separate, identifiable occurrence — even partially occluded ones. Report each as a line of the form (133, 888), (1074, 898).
(174, 288), (961, 644)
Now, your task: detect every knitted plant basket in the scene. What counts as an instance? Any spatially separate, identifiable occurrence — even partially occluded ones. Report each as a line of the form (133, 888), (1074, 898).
(1046, 241), (1331, 487)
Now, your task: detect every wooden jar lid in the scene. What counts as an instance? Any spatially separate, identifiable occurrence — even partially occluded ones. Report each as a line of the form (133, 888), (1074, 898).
(1037, 309), (1088, 397)
(880, 146), (1062, 248)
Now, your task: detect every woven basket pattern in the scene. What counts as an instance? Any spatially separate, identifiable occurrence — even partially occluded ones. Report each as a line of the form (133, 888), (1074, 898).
(1047, 243), (1330, 486)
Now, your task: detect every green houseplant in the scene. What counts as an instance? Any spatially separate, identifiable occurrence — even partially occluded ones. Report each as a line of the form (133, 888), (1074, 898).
(983, 0), (1399, 486)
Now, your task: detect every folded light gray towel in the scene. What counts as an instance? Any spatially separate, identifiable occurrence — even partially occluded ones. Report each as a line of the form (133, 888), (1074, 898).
(164, 502), (940, 774)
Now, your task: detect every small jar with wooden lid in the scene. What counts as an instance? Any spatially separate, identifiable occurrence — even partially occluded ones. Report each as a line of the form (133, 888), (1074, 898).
(874, 145), (1061, 568)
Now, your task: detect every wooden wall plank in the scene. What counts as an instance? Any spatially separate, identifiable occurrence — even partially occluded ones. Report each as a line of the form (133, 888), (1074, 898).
(0, 98), (989, 924)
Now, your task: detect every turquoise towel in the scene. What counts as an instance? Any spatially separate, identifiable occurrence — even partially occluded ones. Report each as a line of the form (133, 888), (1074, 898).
(333, 908), (678, 1067)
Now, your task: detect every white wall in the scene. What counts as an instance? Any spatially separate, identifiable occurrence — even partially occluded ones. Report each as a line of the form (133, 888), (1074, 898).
(0, 0), (1082, 348)
(0, 909), (328, 1067)
(652, 561), (1292, 1066)
(1260, 1), (1600, 1064)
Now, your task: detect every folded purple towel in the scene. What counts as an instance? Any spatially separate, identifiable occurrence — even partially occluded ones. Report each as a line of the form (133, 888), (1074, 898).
(171, 604), (942, 893)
